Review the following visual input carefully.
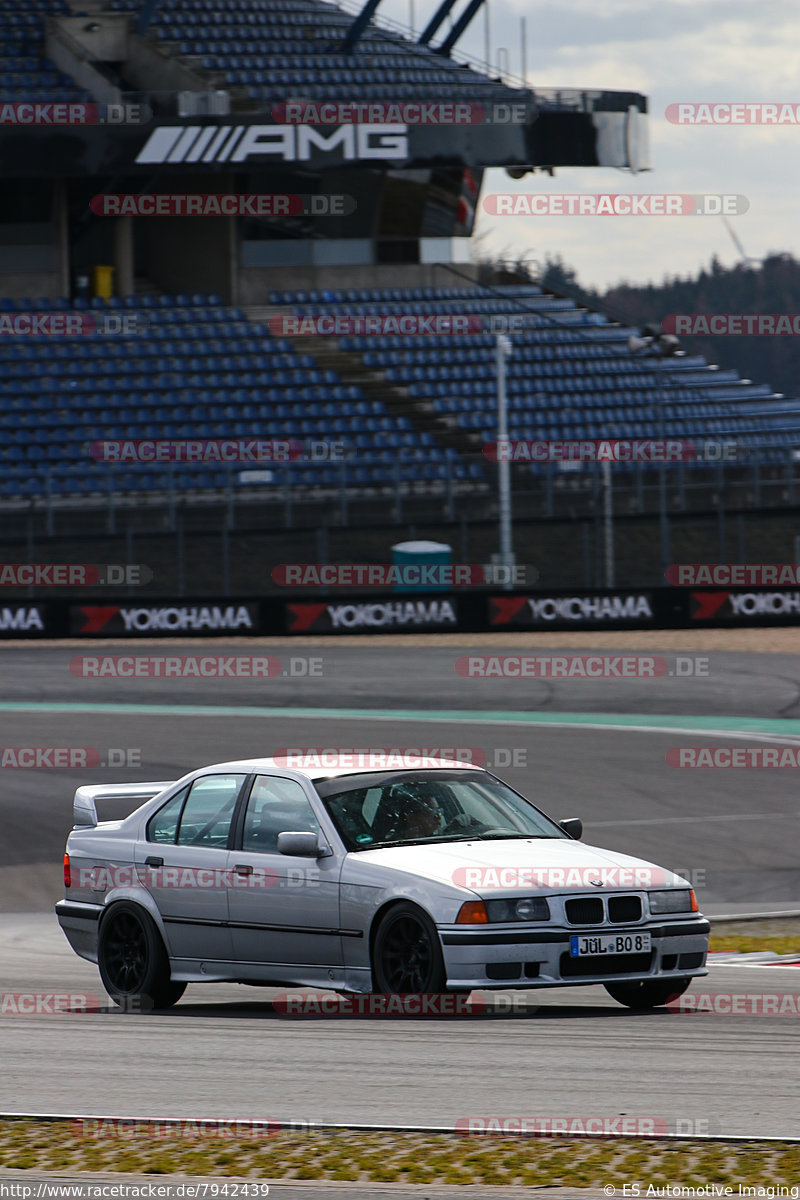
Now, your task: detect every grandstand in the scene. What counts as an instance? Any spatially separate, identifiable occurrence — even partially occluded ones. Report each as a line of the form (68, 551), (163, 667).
(107, 0), (529, 110)
(0, 281), (794, 508)
(0, 0), (92, 104)
(1, 0), (798, 588)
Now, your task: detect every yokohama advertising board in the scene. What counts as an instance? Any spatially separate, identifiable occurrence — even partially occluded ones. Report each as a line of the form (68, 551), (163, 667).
(489, 592), (659, 629)
(70, 603), (260, 637)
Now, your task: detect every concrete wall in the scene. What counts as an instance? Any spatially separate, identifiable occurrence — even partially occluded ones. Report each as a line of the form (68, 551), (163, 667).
(124, 35), (212, 100)
(50, 15), (130, 63)
(0, 200), (65, 299)
(46, 17), (127, 105)
(142, 175), (236, 300)
(0, 272), (62, 299)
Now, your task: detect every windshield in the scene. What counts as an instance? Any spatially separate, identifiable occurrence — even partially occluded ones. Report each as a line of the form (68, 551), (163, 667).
(315, 770), (568, 851)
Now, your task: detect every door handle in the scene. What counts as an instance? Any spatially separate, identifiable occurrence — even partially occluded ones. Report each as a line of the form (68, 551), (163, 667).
(145, 856), (164, 867)
(234, 864), (253, 875)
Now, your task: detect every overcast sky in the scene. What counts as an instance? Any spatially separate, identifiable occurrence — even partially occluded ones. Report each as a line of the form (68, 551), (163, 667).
(373, 0), (800, 290)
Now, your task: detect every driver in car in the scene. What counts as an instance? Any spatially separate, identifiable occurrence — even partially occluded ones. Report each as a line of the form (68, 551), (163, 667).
(392, 791), (443, 840)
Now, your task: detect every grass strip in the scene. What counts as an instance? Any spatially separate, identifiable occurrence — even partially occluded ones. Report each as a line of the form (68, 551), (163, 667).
(709, 935), (800, 955)
(0, 1119), (798, 1187)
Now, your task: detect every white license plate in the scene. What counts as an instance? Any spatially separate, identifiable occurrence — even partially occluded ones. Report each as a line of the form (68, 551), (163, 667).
(570, 932), (651, 957)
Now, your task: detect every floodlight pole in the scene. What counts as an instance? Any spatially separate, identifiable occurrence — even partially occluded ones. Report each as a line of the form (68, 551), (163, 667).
(602, 459), (614, 587)
(496, 333), (514, 588)
(658, 380), (670, 571)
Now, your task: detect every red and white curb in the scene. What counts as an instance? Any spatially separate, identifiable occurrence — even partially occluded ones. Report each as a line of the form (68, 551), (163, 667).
(708, 951), (800, 968)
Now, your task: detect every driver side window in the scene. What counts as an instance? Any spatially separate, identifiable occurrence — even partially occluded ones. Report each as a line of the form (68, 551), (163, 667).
(242, 776), (321, 853)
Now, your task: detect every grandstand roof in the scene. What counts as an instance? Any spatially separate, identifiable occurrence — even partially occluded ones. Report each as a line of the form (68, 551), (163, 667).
(113, 0), (531, 111)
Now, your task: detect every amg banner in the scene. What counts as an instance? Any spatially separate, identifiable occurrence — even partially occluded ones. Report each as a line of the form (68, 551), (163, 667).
(0, 118), (529, 177)
(0, 96), (646, 177)
(70, 602), (261, 636)
(285, 597), (460, 634)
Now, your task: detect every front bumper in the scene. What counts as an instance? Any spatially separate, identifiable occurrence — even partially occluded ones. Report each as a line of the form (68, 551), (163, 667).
(440, 918), (710, 989)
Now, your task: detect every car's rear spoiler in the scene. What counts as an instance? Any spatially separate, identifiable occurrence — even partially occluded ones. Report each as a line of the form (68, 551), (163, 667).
(73, 782), (176, 829)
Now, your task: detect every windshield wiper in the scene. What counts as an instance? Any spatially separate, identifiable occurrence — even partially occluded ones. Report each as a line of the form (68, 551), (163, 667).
(475, 833), (552, 840)
(353, 834), (480, 851)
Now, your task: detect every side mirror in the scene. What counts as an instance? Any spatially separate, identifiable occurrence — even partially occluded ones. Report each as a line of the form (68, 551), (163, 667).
(559, 818), (582, 840)
(277, 831), (325, 858)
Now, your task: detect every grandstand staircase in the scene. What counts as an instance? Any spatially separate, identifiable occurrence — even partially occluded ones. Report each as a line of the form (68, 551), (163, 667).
(246, 305), (482, 461)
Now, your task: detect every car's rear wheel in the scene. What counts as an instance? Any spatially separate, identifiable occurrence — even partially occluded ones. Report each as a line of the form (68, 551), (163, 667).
(604, 976), (692, 1010)
(98, 901), (186, 1010)
(372, 902), (446, 993)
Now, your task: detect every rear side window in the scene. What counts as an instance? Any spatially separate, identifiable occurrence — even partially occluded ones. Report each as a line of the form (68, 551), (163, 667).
(147, 785), (189, 844)
(176, 774), (246, 848)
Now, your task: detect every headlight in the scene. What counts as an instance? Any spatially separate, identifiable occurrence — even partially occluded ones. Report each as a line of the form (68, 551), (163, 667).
(485, 897), (550, 922)
(648, 888), (697, 914)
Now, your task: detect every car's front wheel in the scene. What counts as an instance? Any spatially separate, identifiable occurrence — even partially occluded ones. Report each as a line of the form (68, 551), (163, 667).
(604, 976), (692, 1010)
(371, 902), (446, 993)
(98, 901), (186, 1010)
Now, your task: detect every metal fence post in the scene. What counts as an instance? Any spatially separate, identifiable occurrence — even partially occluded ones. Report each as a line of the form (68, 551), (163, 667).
(26, 517), (34, 600)
(126, 527), (134, 597)
(222, 523), (230, 597)
(225, 467), (234, 531)
(177, 513), (185, 597)
(107, 468), (116, 535)
(45, 471), (54, 537)
(787, 449), (795, 506)
(284, 465), (292, 528)
(339, 460), (348, 525)
(393, 460), (402, 524)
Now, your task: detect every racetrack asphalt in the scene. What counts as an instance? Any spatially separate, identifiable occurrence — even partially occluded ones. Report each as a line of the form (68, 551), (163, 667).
(1, 641), (799, 909)
(1, 914), (799, 1138)
(0, 639), (798, 1139)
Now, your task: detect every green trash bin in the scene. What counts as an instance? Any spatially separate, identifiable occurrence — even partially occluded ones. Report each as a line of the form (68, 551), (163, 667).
(391, 540), (452, 593)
